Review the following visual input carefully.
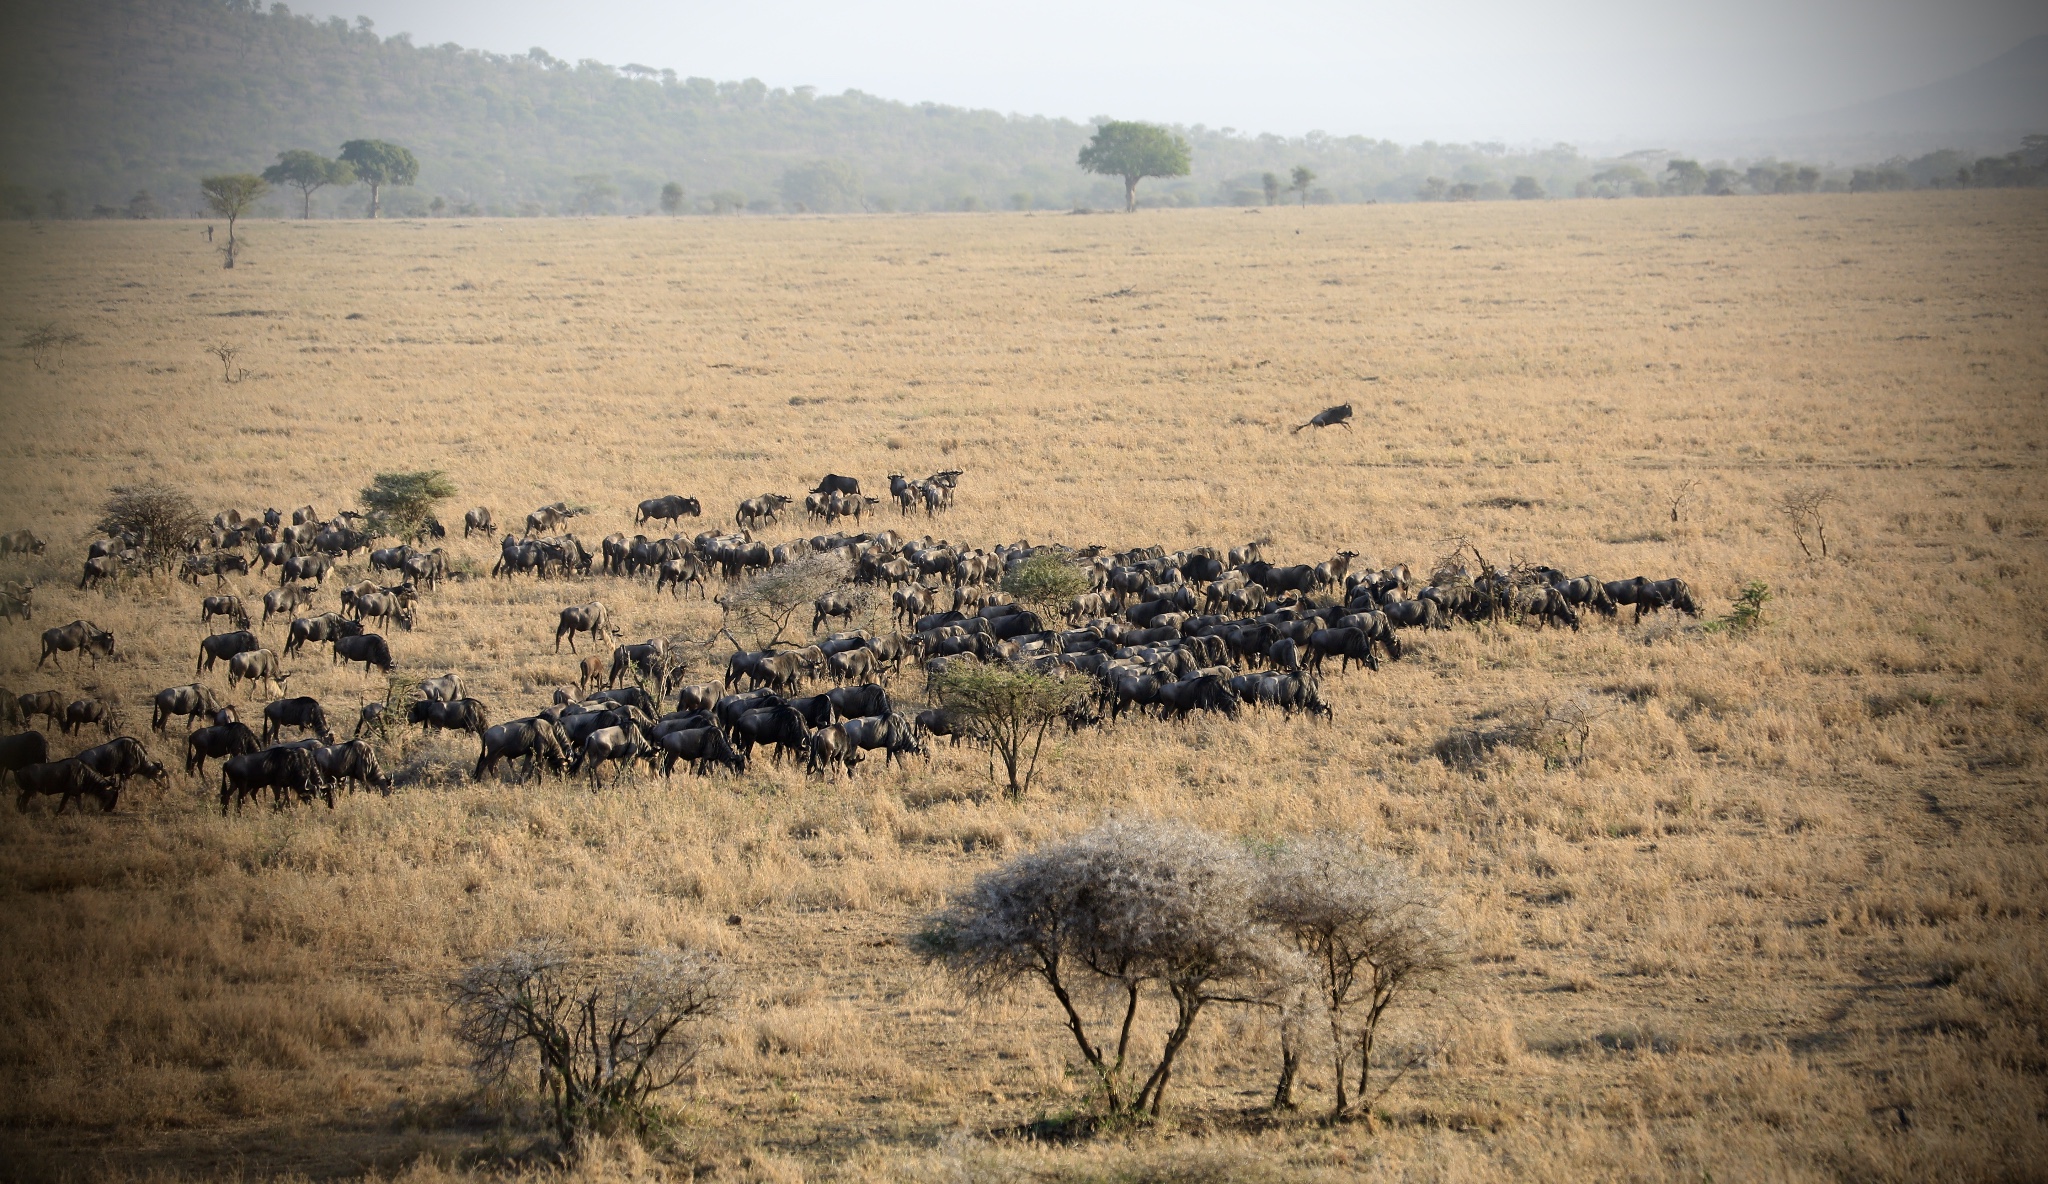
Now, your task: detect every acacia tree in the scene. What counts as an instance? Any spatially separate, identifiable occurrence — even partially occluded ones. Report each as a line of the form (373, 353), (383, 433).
(338, 139), (419, 218)
(360, 470), (458, 543)
(262, 150), (354, 218)
(96, 482), (208, 574)
(659, 181), (685, 216)
(1262, 172), (1282, 205)
(1078, 121), (1191, 212)
(1290, 165), (1317, 206)
(998, 550), (1090, 617)
(934, 661), (1089, 798)
(199, 174), (268, 268)
(716, 551), (851, 651)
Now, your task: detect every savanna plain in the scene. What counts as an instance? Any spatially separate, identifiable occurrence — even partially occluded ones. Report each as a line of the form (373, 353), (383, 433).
(0, 193), (2045, 1182)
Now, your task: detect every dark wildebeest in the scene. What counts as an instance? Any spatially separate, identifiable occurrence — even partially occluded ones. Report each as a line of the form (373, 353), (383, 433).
(656, 555), (711, 599)
(0, 730), (51, 785)
(284, 613), (361, 657)
(264, 584), (317, 626)
(1155, 674), (1240, 720)
(635, 495), (702, 527)
(77, 736), (168, 793)
(196, 629), (261, 675)
(295, 739), (391, 795)
(1290, 403), (1353, 434)
(1, 580), (32, 621)
(334, 633), (393, 674)
(19, 691), (64, 727)
(813, 590), (860, 634)
(1, 529), (46, 557)
(209, 552), (251, 586)
(839, 713), (924, 767)
(354, 702), (384, 739)
(201, 595), (250, 630)
(353, 590), (414, 632)
(475, 717), (571, 782)
(282, 552), (334, 585)
(811, 474), (862, 498)
(60, 699), (112, 735)
(824, 683), (890, 721)
(79, 555), (119, 592)
(1517, 588), (1580, 631)
(417, 673), (464, 703)
(757, 648), (824, 694)
(40, 620), (115, 670)
(226, 649), (284, 693)
(1603, 577), (1699, 622)
(735, 494), (791, 531)
(914, 707), (964, 746)
(409, 697), (489, 736)
(805, 723), (863, 778)
(1379, 598), (1446, 631)
(1540, 571), (1617, 618)
(185, 721), (260, 777)
(732, 705), (809, 764)
(608, 641), (670, 691)
(555, 602), (611, 653)
(152, 684), (222, 731)
(1305, 627), (1378, 674)
(220, 745), (327, 813)
(15, 758), (119, 813)
(657, 727), (746, 777)
(525, 501), (581, 536)
(463, 506), (495, 538)
(575, 725), (653, 787)
(263, 697), (335, 744)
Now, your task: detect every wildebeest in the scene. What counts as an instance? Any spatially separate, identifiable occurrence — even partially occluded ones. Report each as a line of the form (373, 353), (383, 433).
(656, 726), (746, 777)
(1, 529), (46, 557)
(185, 721), (260, 777)
(15, 758), (119, 813)
(263, 696), (335, 743)
(463, 506), (495, 538)
(0, 730), (51, 785)
(731, 704), (809, 763)
(334, 633), (394, 674)
(220, 744), (327, 813)
(1517, 587), (1580, 630)
(608, 640), (671, 691)
(227, 648), (285, 693)
(40, 620), (115, 670)
(811, 474), (862, 497)
(295, 739), (391, 795)
(409, 697), (489, 736)
(824, 683), (891, 721)
(525, 501), (582, 535)
(839, 713), (924, 766)
(555, 602), (612, 653)
(79, 556), (119, 591)
(152, 683), (222, 731)
(201, 594), (251, 630)
(636, 495), (702, 527)
(655, 554), (711, 598)
(474, 717), (570, 782)
(805, 722), (863, 777)
(18, 691), (64, 726)
(1602, 576), (1699, 621)
(1155, 674), (1240, 720)
(1291, 403), (1353, 434)
(284, 613), (361, 656)
(418, 673), (464, 703)
(76, 736), (167, 792)
(0, 580), (32, 621)
(60, 698), (112, 735)
(674, 683), (719, 715)
(196, 629), (263, 674)
(263, 584), (317, 625)
(353, 589), (414, 632)
(735, 494), (791, 531)
(575, 724), (653, 787)
(813, 589), (860, 633)
(828, 647), (881, 684)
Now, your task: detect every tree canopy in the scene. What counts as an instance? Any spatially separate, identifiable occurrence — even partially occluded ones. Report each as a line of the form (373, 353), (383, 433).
(338, 138), (418, 217)
(1078, 121), (1191, 211)
(360, 470), (457, 543)
(199, 173), (266, 266)
(262, 149), (353, 218)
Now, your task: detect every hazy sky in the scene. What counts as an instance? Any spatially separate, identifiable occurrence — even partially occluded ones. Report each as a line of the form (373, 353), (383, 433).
(341, 0), (2044, 144)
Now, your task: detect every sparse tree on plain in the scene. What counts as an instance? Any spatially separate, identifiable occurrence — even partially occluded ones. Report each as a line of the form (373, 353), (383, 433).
(1290, 165), (1316, 206)
(19, 323), (83, 371)
(453, 939), (729, 1146)
(933, 661), (1089, 798)
(659, 181), (685, 216)
(917, 820), (1291, 1120)
(199, 173), (268, 267)
(96, 482), (208, 575)
(1262, 172), (1282, 205)
(338, 139), (418, 218)
(1511, 175), (1544, 200)
(1777, 484), (1838, 559)
(1078, 121), (1191, 212)
(262, 150), (354, 219)
(1254, 835), (1458, 1120)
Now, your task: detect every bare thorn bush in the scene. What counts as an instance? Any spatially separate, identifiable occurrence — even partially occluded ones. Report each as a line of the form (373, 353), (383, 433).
(18, 322), (83, 371)
(715, 550), (851, 651)
(94, 482), (207, 576)
(1777, 484), (1839, 559)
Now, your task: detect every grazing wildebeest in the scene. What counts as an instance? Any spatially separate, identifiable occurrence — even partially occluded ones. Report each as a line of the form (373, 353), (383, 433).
(334, 633), (394, 674)
(284, 613), (361, 657)
(555, 603), (613, 653)
(608, 640), (670, 690)
(297, 739), (391, 795)
(575, 725), (653, 787)
(418, 673), (464, 703)
(209, 552), (250, 585)
(17, 691), (63, 727)
(40, 620), (115, 670)
(409, 697), (489, 736)
(813, 589), (860, 633)
(1517, 587), (1580, 630)
(636, 495), (702, 527)
(353, 590), (414, 632)
(152, 683), (222, 731)
(15, 758), (119, 813)
(201, 594), (250, 630)
(77, 736), (168, 793)
(263, 697), (335, 744)
(196, 629), (261, 674)
(1154, 674), (1241, 720)
(281, 553), (333, 584)
(0, 730), (51, 784)
(263, 584), (317, 626)
(839, 713), (924, 766)
(185, 721), (260, 776)
(354, 702), (384, 739)
(1603, 576), (1699, 621)
(220, 745), (327, 813)
(227, 648), (285, 694)
(1, 529), (46, 557)
(463, 506), (495, 538)
(734, 494), (791, 531)
(525, 501), (581, 536)
(1379, 598), (1445, 630)
(805, 723), (863, 778)
(474, 717), (570, 782)
(915, 707), (964, 745)
(1291, 403), (1353, 434)
(60, 699), (112, 735)
(0, 580), (32, 621)
(656, 727), (746, 777)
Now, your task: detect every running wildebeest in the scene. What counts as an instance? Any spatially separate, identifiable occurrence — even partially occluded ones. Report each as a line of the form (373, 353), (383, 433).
(1291, 403), (1353, 434)
(152, 684), (221, 731)
(39, 620), (115, 670)
(15, 758), (119, 813)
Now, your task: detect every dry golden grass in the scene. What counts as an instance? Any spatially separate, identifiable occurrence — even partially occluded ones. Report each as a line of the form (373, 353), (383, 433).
(0, 192), (2045, 1181)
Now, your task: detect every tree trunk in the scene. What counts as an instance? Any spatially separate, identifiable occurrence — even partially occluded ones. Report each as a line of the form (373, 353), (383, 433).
(301, 187), (312, 219)
(222, 216), (237, 268)
(1124, 175), (1138, 212)
(368, 182), (381, 218)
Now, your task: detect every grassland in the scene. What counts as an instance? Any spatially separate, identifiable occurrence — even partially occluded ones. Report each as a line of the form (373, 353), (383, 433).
(0, 193), (2045, 1182)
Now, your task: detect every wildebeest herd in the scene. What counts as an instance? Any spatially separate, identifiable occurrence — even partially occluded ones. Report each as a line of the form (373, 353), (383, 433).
(1, 467), (1701, 813)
